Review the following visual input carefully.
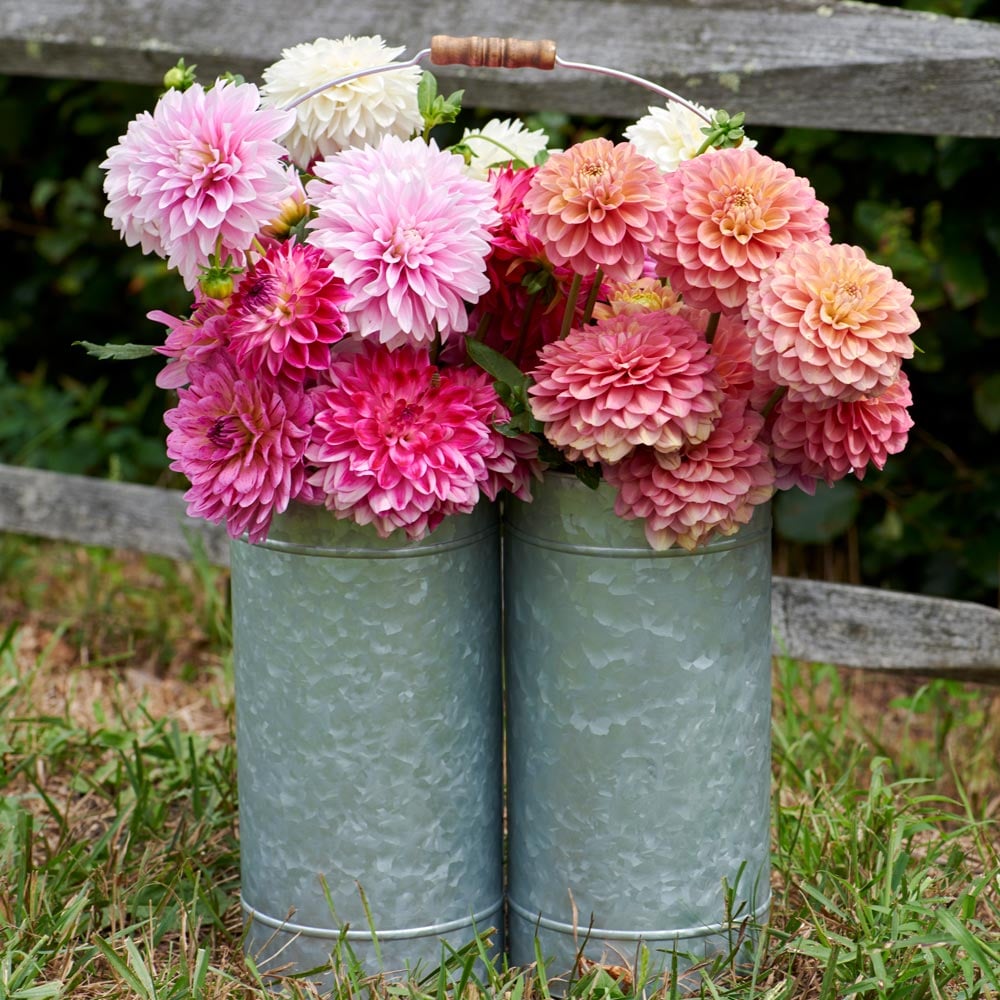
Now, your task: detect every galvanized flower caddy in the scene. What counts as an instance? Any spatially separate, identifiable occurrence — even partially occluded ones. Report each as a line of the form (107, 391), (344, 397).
(504, 474), (773, 978)
(230, 501), (503, 978)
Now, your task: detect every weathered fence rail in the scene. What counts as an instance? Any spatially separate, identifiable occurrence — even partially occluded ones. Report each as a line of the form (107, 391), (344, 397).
(2, 1), (999, 682)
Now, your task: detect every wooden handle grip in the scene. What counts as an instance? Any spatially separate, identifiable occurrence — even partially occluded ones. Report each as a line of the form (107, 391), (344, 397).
(430, 35), (557, 70)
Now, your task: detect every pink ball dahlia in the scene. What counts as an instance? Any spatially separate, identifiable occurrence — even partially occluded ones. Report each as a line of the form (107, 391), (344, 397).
(523, 137), (670, 282)
(528, 312), (724, 464)
(605, 395), (775, 551)
(151, 296), (231, 389)
(651, 146), (829, 313)
(770, 371), (914, 493)
(306, 136), (500, 349)
(164, 354), (313, 544)
(102, 81), (295, 289)
(306, 344), (494, 539)
(227, 241), (349, 384)
(746, 240), (919, 404)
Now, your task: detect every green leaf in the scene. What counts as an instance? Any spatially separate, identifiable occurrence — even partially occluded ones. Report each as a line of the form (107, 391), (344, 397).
(574, 463), (602, 490)
(74, 341), (157, 361)
(774, 481), (861, 544)
(973, 373), (1000, 432)
(465, 337), (530, 389)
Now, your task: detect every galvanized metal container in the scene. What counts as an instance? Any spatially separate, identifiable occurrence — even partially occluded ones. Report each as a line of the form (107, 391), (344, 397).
(504, 474), (772, 979)
(230, 501), (503, 981)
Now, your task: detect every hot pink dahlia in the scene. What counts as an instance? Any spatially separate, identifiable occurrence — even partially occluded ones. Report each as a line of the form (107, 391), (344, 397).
(306, 344), (494, 539)
(151, 296), (231, 389)
(227, 241), (349, 384)
(102, 81), (295, 288)
(770, 371), (914, 493)
(164, 354), (313, 544)
(306, 136), (500, 349)
(651, 146), (829, 313)
(605, 395), (775, 551)
(528, 312), (723, 464)
(524, 137), (669, 282)
(746, 240), (918, 404)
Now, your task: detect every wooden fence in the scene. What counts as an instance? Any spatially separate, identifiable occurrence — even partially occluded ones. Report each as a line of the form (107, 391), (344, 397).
(2, 0), (999, 682)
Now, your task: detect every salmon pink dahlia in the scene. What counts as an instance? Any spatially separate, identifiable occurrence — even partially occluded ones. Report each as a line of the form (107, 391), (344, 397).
(524, 137), (669, 282)
(306, 344), (495, 539)
(651, 146), (829, 313)
(528, 312), (723, 464)
(746, 240), (918, 403)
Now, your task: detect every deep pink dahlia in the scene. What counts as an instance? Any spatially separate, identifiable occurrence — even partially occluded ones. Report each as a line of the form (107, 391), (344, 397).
(151, 296), (231, 389)
(605, 395), (775, 551)
(306, 136), (500, 349)
(164, 354), (313, 543)
(528, 312), (723, 464)
(227, 241), (349, 384)
(306, 344), (494, 539)
(524, 138), (670, 282)
(746, 240), (918, 404)
(651, 146), (829, 313)
(770, 371), (914, 492)
(102, 81), (295, 288)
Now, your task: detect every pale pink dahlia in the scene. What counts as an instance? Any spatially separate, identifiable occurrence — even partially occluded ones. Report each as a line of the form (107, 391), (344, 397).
(592, 275), (683, 320)
(746, 240), (918, 404)
(306, 344), (494, 539)
(524, 137), (670, 282)
(528, 312), (723, 464)
(151, 296), (231, 389)
(227, 241), (349, 384)
(651, 146), (829, 313)
(605, 395), (775, 551)
(102, 81), (295, 288)
(306, 136), (500, 349)
(164, 355), (313, 544)
(770, 371), (914, 492)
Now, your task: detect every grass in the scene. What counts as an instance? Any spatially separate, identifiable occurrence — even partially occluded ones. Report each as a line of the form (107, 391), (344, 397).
(0, 534), (998, 999)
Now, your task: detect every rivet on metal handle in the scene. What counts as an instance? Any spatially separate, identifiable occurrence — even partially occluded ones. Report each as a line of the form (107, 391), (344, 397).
(430, 35), (557, 71)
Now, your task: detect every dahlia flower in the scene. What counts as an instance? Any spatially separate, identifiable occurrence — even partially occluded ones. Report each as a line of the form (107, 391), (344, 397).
(624, 101), (757, 173)
(227, 241), (349, 383)
(102, 81), (295, 288)
(164, 354), (313, 543)
(770, 371), (914, 492)
(605, 395), (775, 551)
(592, 276), (682, 320)
(461, 117), (548, 180)
(151, 296), (231, 390)
(746, 240), (918, 404)
(260, 35), (423, 169)
(651, 146), (829, 313)
(524, 137), (670, 282)
(528, 312), (724, 464)
(306, 344), (494, 539)
(307, 136), (500, 349)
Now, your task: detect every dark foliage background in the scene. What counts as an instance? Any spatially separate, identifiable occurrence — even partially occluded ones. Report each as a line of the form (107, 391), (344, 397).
(1, 0), (998, 604)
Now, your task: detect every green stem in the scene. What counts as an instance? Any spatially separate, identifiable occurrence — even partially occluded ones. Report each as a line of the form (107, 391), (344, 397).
(705, 312), (720, 344)
(581, 267), (603, 327)
(761, 385), (788, 419)
(459, 132), (530, 168)
(559, 272), (583, 340)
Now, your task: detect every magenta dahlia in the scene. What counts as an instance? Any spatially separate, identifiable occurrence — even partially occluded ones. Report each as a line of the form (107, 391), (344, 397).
(528, 312), (723, 464)
(151, 296), (231, 389)
(102, 81), (294, 288)
(227, 241), (349, 384)
(306, 343), (495, 539)
(306, 136), (500, 349)
(651, 146), (829, 313)
(164, 354), (313, 543)
(524, 137), (669, 282)
(746, 240), (919, 404)
(605, 395), (775, 551)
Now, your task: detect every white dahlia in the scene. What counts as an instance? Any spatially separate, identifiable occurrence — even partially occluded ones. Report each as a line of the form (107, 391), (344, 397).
(460, 118), (548, 180)
(260, 35), (423, 168)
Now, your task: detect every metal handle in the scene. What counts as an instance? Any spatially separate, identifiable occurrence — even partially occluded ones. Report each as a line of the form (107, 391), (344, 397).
(430, 35), (557, 71)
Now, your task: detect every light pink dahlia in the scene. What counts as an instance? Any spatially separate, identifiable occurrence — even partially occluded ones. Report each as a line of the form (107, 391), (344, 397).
(151, 296), (231, 389)
(746, 240), (919, 404)
(770, 371), (914, 493)
(605, 395), (775, 551)
(651, 146), (829, 313)
(306, 344), (494, 539)
(306, 136), (500, 349)
(164, 355), (313, 544)
(102, 81), (295, 288)
(592, 275), (683, 320)
(524, 137), (670, 282)
(528, 312), (724, 464)
(227, 241), (349, 384)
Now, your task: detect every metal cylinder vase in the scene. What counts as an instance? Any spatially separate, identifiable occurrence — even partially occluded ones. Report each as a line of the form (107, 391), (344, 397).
(230, 501), (503, 982)
(504, 474), (772, 980)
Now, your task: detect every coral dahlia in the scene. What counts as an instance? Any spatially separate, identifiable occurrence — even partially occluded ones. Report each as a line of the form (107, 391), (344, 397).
(746, 240), (919, 404)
